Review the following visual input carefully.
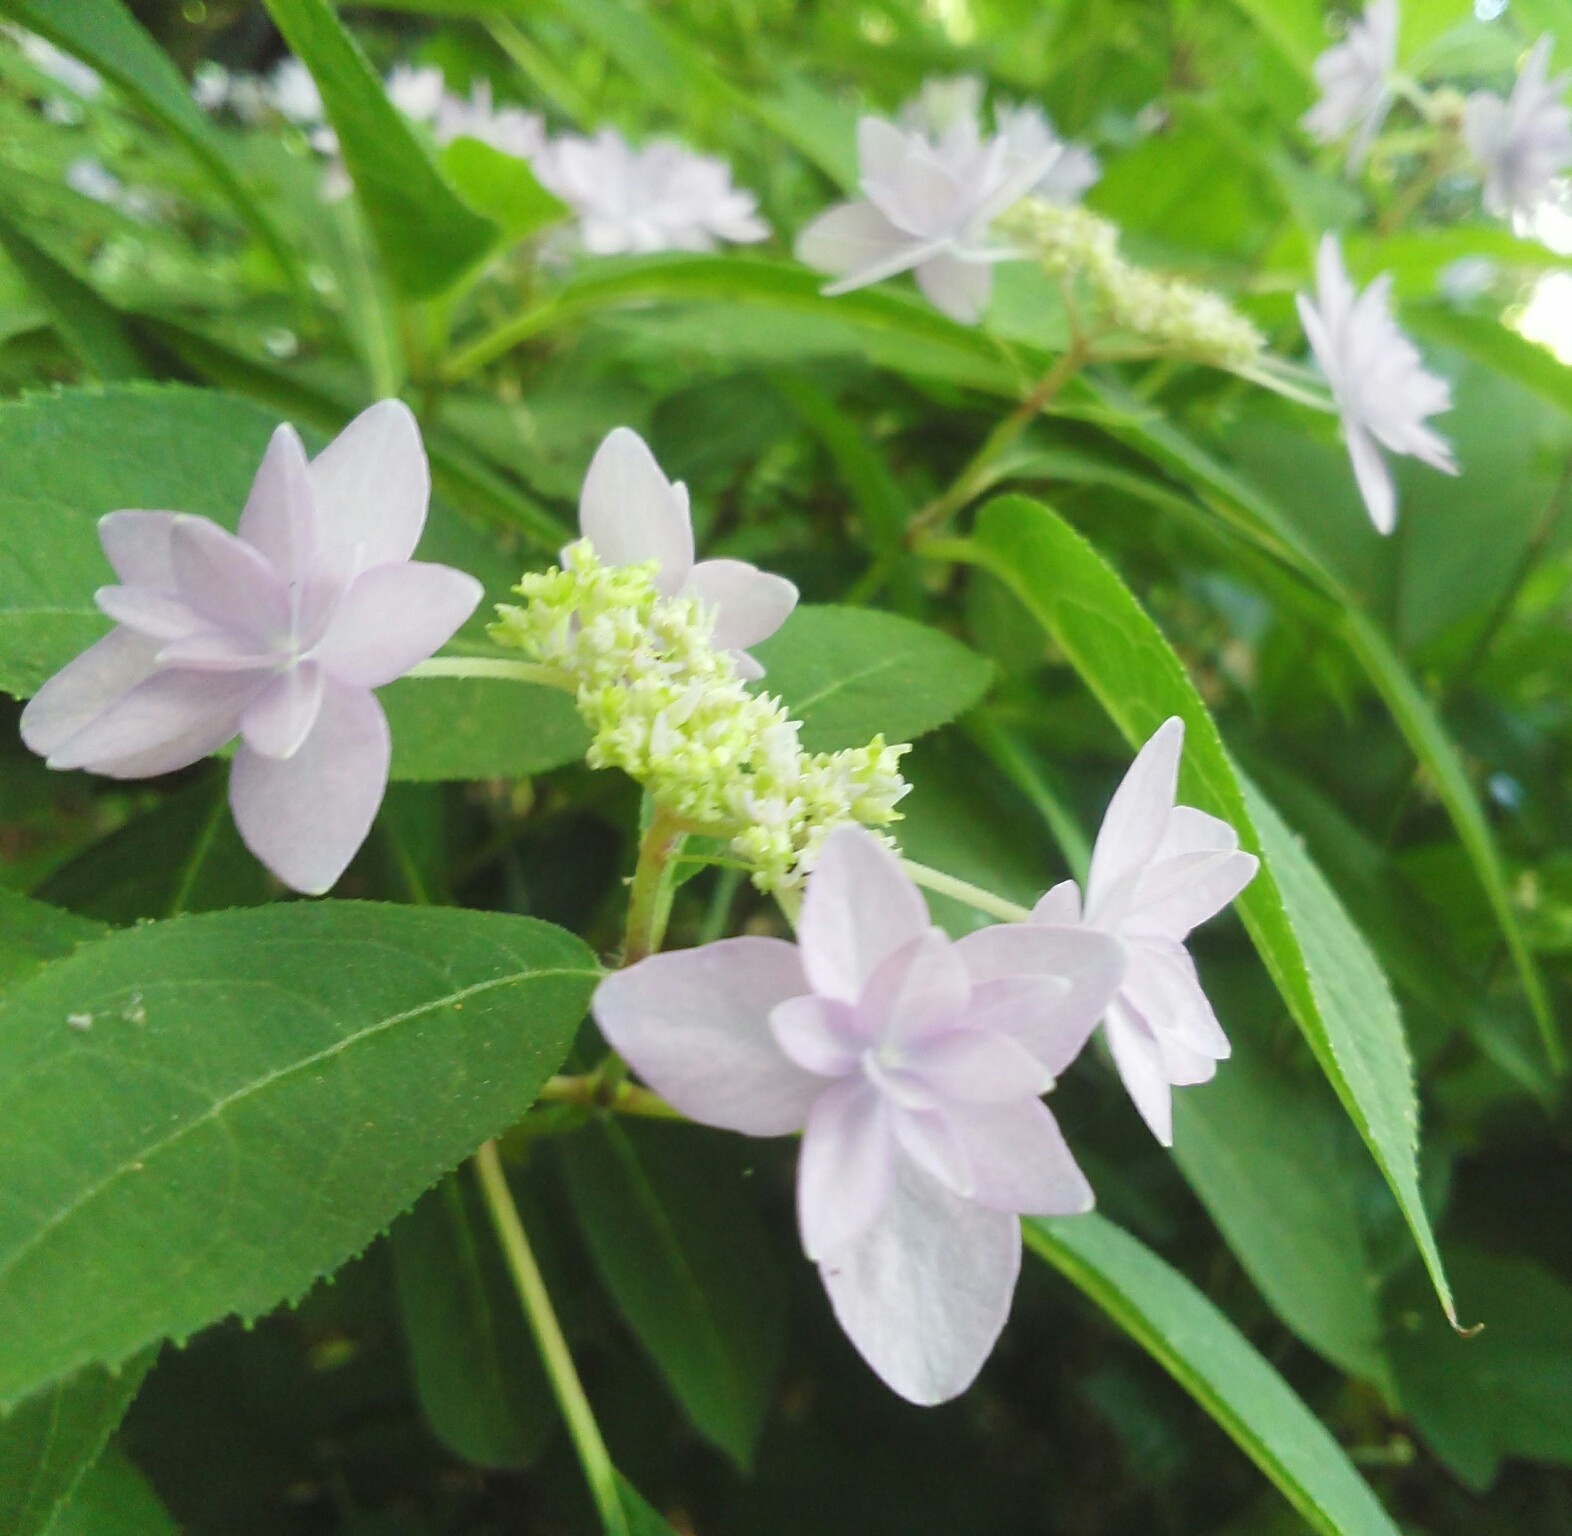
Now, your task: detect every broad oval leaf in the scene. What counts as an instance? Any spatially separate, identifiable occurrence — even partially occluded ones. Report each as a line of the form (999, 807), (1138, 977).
(558, 1119), (786, 1469)
(960, 495), (1454, 1324)
(753, 605), (993, 752)
(0, 902), (598, 1408)
(258, 0), (497, 298)
(40, 1444), (174, 1536)
(0, 1356), (152, 1536)
(0, 891), (103, 993)
(1026, 1215), (1404, 1536)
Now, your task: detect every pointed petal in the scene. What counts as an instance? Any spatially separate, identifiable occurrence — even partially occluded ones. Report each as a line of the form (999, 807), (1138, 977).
(955, 923), (1125, 1075)
(818, 1159), (1020, 1405)
(1345, 420), (1396, 533)
(308, 400), (430, 567)
(798, 1075), (896, 1260)
(1126, 806), (1258, 939)
(684, 558), (798, 653)
(169, 516), (290, 641)
(45, 667), (256, 779)
(95, 584), (198, 641)
(770, 994), (864, 1076)
(1124, 942), (1231, 1065)
(237, 423), (316, 579)
(592, 937), (821, 1134)
(1031, 879), (1082, 925)
(228, 678), (390, 895)
(856, 116), (912, 190)
(860, 928), (970, 1046)
(795, 200), (918, 286)
(1104, 1004), (1175, 1144)
(578, 427), (694, 587)
(797, 824), (930, 1004)
(1085, 718), (1184, 919)
(914, 252), (992, 322)
(311, 562), (484, 687)
(903, 1027), (1054, 1103)
(20, 628), (160, 759)
(98, 511), (178, 588)
(155, 630), (279, 672)
(936, 1096), (1094, 1214)
(241, 661), (326, 760)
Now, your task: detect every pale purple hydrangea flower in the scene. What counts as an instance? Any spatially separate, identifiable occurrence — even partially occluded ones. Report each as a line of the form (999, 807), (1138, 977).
(430, 78), (545, 161)
(1301, 0), (1398, 168)
(20, 402), (482, 896)
(576, 427), (797, 679)
(1464, 36), (1572, 220)
(995, 103), (1102, 205)
(1024, 719), (1258, 1145)
(594, 824), (1124, 1403)
(532, 128), (768, 255)
(794, 115), (1064, 323)
(1296, 233), (1456, 534)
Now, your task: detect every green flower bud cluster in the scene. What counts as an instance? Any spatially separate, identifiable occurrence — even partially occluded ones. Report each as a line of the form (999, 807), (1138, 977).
(1003, 197), (1265, 367)
(491, 541), (910, 890)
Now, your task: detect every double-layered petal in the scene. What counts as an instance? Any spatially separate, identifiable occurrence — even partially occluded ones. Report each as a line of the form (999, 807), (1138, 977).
(594, 823), (1123, 1405)
(576, 427), (797, 678)
(1297, 234), (1456, 533)
(1464, 36), (1572, 219)
(1301, 0), (1397, 166)
(1020, 718), (1257, 1144)
(21, 401), (483, 895)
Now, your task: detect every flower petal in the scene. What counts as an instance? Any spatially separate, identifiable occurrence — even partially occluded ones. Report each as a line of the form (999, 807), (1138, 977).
(1031, 879), (1081, 925)
(1104, 1002), (1175, 1144)
(241, 661), (326, 760)
(1126, 806), (1258, 939)
(903, 1027), (1054, 1103)
(592, 937), (821, 1135)
(169, 516), (290, 641)
(236, 423), (316, 580)
(94, 584), (196, 641)
(1124, 941), (1231, 1066)
(933, 1096), (1094, 1215)
(1345, 419), (1396, 534)
(684, 558), (798, 656)
(228, 677), (390, 894)
(578, 427), (694, 589)
(797, 824), (931, 1004)
(795, 200), (926, 290)
(860, 928), (970, 1046)
(770, 994), (863, 1076)
(955, 922), (1125, 1075)
(98, 511), (178, 588)
(914, 252), (993, 323)
(45, 666), (257, 779)
(798, 1075), (896, 1260)
(1085, 717), (1183, 921)
(19, 628), (160, 759)
(818, 1158), (1020, 1406)
(307, 400), (430, 567)
(311, 561), (484, 688)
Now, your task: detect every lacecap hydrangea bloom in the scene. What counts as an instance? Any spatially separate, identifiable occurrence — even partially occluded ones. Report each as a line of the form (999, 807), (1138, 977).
(1029, 719), (1258, 1143)
(491, 431), (905, 890)
(20, 402), (482, 895)
(1296, 233), (1456, 533)
(533, 128), (768, 254)
(1463, 36), (1572, 220)
(594, 823), (1125, 1404)
(794, 114), (1066, 323)
(1301, 0), (1398, 167)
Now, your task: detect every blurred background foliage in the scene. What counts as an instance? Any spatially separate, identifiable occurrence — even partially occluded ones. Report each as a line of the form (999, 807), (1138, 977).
(3, 0), (1572, 1532)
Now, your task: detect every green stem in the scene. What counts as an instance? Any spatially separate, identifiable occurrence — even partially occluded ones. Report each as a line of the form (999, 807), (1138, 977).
(536, 1074), (684, 1120)
(907, 339), (1091, 541)
(473, 1141), (629, 1536)
(899, 859), (1032, 923)
(623, 807), (686, 967)
(407, 656), (575, 690)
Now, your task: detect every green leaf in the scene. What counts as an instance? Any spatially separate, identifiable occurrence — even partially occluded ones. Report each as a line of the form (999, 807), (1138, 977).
(1173, 1036), (1392, 1392)
(557, 1120), (785, 1469)
(258, 0), (498, 298)
(1389, 1248), (1572, 1492)
(617, 1472), (682, 1534)
(0, 901), (598, 1407)
(390, 1170), (555, 1468)
(0, 0), (303, 296)
(753, 605), (994, 753)
(958, 495), (1454, 1324)
(1026, 1215), (1404, 1536)
(0, 204), (147, 381)
(0, 1357), (152, 1536)
(40, 1444), (174, 1536)
(0, 384), (562, 786)
(440, 136), (567, 241)
(0, 890), (103, 993)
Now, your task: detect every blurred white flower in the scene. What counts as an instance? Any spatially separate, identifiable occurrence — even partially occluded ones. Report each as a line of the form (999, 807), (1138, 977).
(900, 73), (987, 138)
(795, 115), (1058, 322)
(65, 158), (121, 205)
(268, 57), (324, 126)
(431, 79), (545, 160)
(9, 27), (101, 99)
(386, 63), (445, 124)
(996, 103), (1102, 204)
(534, 128), (767, 254)
(1297, 233), (1455, 533)
(191, 61), (231, 112)
(1301, 0), (1398, 167)
(1464, 36), (1572, 219)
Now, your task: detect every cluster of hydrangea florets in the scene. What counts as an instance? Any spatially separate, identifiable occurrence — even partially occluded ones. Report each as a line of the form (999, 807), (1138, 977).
(487, 427), (906, 888)
(491, 538), (909, 892)
(1001, 198), (1266, 368)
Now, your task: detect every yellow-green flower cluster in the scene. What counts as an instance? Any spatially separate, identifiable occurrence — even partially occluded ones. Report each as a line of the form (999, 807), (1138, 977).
(1003, 197), (1265, 368)
(491, 541), (910, 890)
